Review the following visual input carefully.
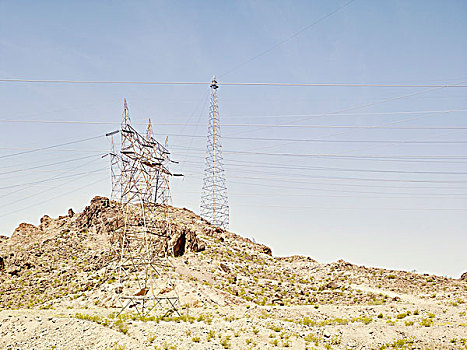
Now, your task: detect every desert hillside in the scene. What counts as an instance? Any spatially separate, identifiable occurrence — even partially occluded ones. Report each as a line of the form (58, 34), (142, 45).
(1, 197), (466, 349)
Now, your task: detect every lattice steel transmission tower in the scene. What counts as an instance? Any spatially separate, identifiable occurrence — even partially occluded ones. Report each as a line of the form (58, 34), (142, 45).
(107, 99), (179, 316)
(200, 77), (229, 229)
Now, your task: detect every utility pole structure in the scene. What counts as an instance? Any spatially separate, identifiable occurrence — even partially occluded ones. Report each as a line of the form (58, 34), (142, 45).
(200, 77), (229, 229)
(107, 99), (179, 316)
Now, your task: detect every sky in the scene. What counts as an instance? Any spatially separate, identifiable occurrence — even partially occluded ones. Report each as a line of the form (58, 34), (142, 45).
(0, 1), (466, 277)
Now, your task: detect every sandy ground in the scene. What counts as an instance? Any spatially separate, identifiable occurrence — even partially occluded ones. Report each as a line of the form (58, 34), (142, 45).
(1, 289), (467, 350)
(2, 199), (467, 349)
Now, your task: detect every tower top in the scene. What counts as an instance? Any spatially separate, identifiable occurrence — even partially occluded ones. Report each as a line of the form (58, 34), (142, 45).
(210, 76), (218, 89)
(146, 118), (153, 139)
(122, 98), (131, 126)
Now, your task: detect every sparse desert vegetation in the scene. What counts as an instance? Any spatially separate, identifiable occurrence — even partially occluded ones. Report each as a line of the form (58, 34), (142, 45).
(1, 197), (466, 349)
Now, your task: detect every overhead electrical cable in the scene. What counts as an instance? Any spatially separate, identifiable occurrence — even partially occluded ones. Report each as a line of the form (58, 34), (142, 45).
(1, 107), (466, 125)
(154, 133), (467, 144)
(238, 80), (466, 155)
(0, 154), (98, 176)
(1, 120), (467, 129)
(1, 146), (467, 163)
(0, 135), (104, 159)
(219, 0), (355, 77)
(0, 177), (107, 219)
(228, 80), (466, 143)
(181, 190), (467, 198)
(0, 167), (107, 190)
(224, 108), (467, 119)
(182, 159), (467, 175)
(232, 204), (467, 211)
(4, 167), (106, 207)
(0, 156), (106, 200)
(1, 78), (467, 88)
(172, 146), (467, 160)
(182, 168), (467, 184)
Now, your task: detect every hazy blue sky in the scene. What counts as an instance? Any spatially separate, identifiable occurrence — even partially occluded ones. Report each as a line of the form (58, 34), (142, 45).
(0, 1), (466, 277)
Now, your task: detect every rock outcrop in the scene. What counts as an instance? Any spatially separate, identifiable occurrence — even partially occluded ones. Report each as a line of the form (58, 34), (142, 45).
(461, 272), (467, 281)
(10, 223), (43, 240)
(76, 196), (122, 236)
(170, 226), (206, 257)
(0, 196), (276, 309)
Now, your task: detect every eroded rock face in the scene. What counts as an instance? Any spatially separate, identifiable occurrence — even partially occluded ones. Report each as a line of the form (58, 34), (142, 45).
(171, 230), (186, 257)
(76, 196), (122, 236)
(170, 226), (206, 257)
(461, 272), (467, 281)
(0, 256), (4, 271)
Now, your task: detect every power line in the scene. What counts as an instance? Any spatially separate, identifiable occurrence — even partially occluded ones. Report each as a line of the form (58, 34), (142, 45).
(0, 157), (105, 201)
(180, 163), (467, 189)
(232, 204), (467, 211)
(1, 78), (467, 88)
(0, 154), (98, 176)
(173, 147), (467, 160)
(183, 190), (467, 199)
(2, 120), (467, 130)
(219, 82), (467, 88)
(2, 145), (467, 163)
(1, 143), (467, 163)
(249, 82), (466, 134)
(214, 176), (467, 195)
(183, 159), (467, 175)
(212, 124), (467, 130)
(219, 0), (357, 77)
(0, 135), (104, 159)
(1, 107), (466, 125)
(218, 108), (467, 119)
(0, 167), (107, 190)
(184, 168), (467, 184)
(0, 177), (107, 219)
(155, 133), (467, 144)
(3, 167), (105, 207)
(0, 157), (105, 204)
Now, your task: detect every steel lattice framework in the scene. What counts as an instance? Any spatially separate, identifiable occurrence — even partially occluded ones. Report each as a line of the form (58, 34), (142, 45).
(108, 99), (178, 316)
(200, 77), (229, 229)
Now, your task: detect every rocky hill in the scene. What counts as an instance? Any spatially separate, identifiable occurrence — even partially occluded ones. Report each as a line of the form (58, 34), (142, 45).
(0, 196), (466, 349)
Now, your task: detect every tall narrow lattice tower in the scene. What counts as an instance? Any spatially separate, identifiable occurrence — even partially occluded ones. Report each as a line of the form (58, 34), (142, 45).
(200, 77), (229, 229)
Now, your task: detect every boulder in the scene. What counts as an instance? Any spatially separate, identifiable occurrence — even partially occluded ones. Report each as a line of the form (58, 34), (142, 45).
(219, 263), (231, 273)
(461, 272), (467, 281)
(256, 244), (272, 256)
(325, 281), (339, 289)
(40, 215), (52, 227)
(6, 265), (21, 276)
(337, 259), (353, 267)
(0, 256), (4, 271)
